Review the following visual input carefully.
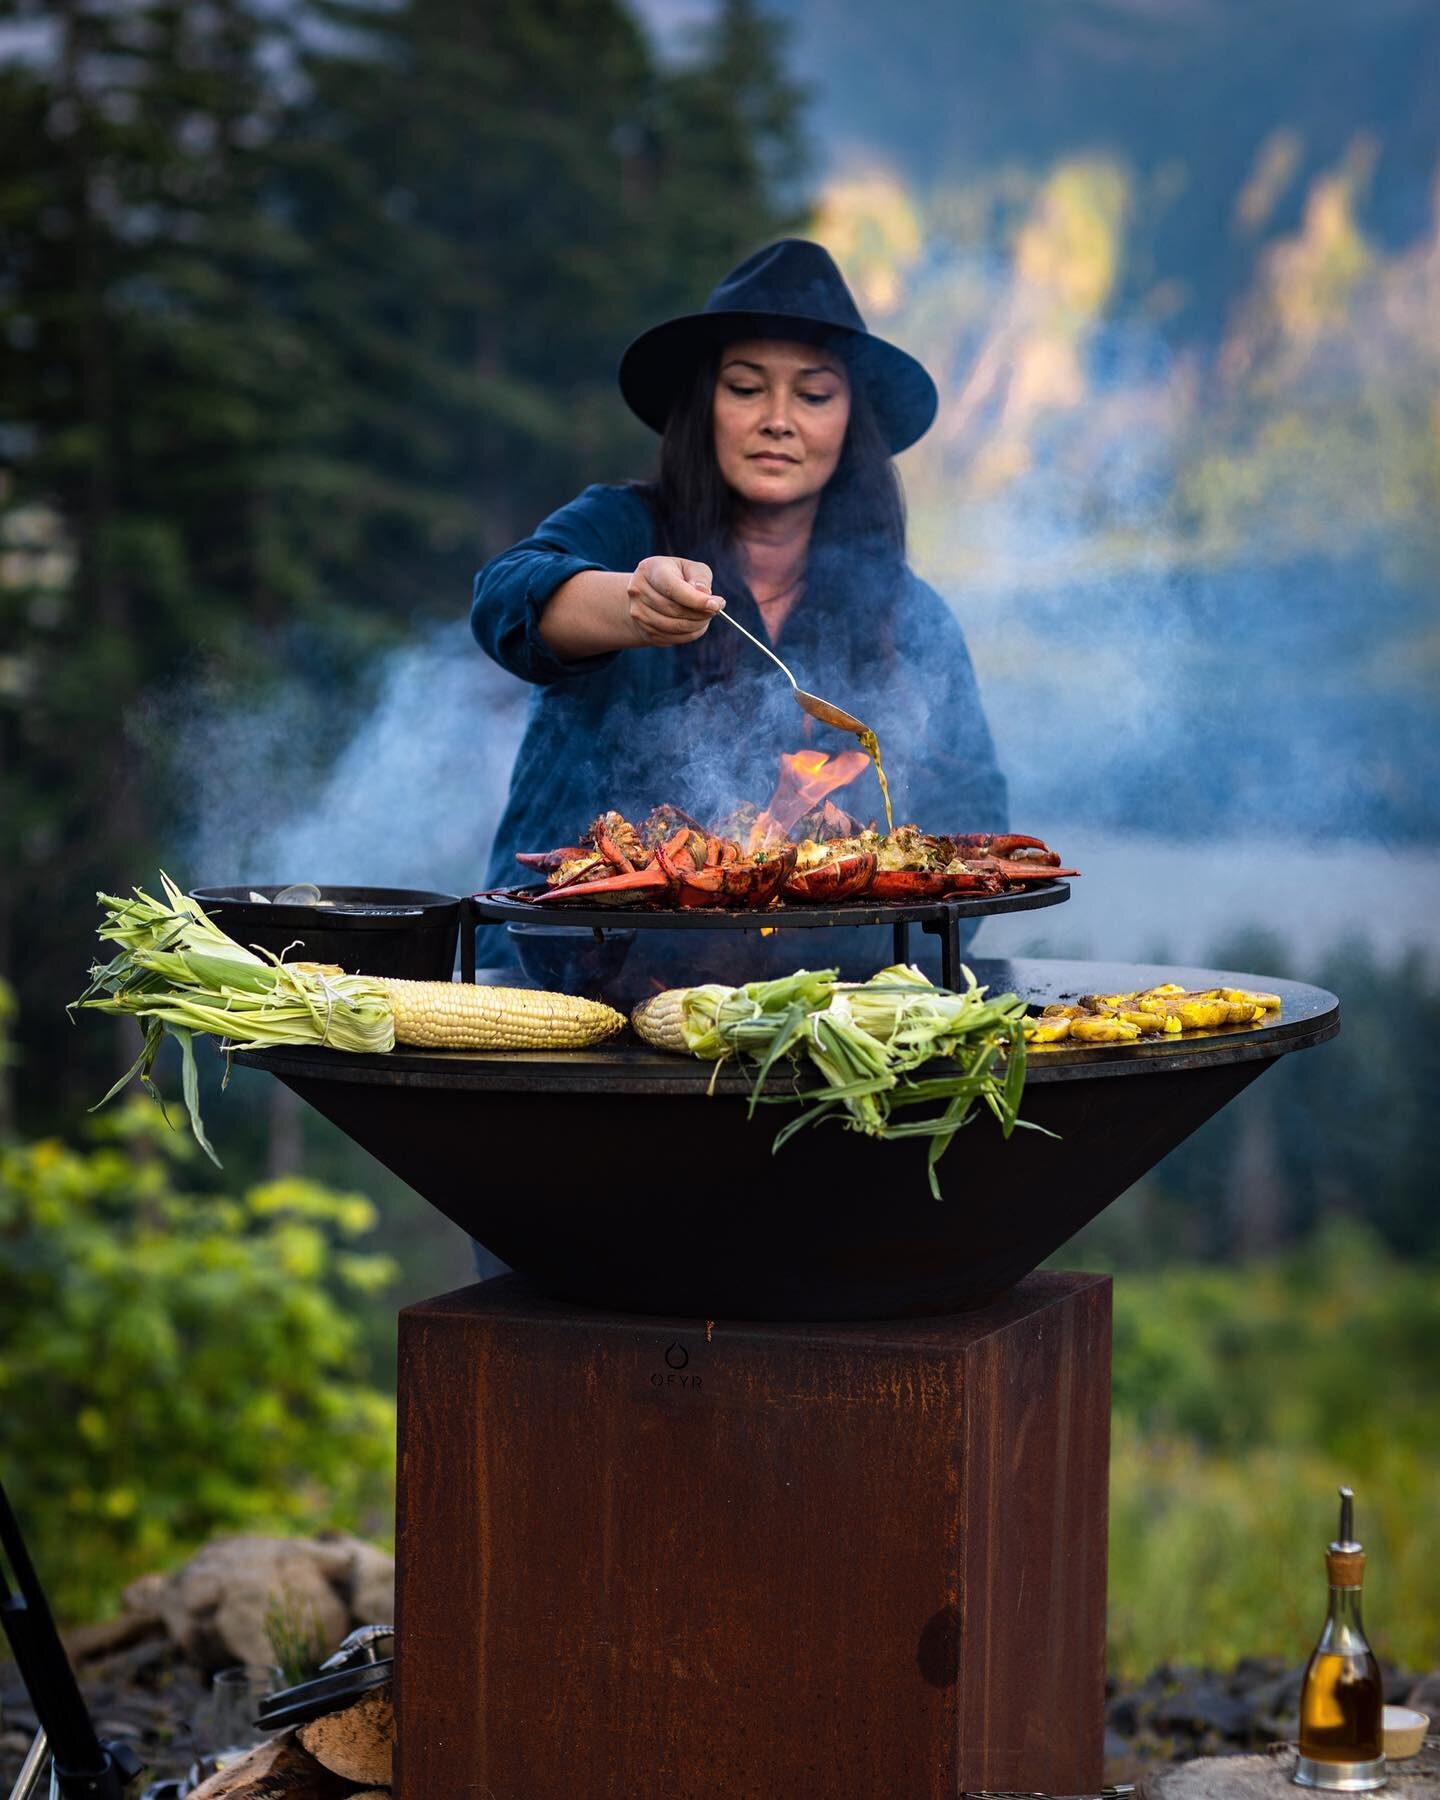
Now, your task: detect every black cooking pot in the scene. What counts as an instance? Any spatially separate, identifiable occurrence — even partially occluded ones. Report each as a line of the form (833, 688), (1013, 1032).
(190, 885), (466, 981)
(505, 923), (636, 1001)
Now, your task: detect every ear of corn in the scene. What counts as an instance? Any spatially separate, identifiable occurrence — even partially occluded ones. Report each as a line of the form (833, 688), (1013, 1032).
(378, 978), (621, 1050)
(78, 878), (623, 1161)
(632, 964), (1041, 1199)
(631, 987), (691, 1054)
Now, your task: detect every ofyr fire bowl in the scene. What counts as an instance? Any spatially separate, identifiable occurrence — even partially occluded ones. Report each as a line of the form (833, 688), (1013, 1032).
(235, 958), (1338, 1322)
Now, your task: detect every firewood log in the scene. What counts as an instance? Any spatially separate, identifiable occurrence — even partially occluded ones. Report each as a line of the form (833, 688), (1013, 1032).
(295, 1686), (393, 1787)
(185, 1732), (352, 1798)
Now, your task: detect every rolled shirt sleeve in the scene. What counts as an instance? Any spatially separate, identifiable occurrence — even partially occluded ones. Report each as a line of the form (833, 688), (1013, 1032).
(471, 483), (656, 685)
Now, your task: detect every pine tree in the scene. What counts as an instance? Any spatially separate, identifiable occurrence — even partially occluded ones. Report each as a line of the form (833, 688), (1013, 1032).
(1, 1), (338, 1118)
(279, 0), (808, 584)
(1, 0), (810, 1127)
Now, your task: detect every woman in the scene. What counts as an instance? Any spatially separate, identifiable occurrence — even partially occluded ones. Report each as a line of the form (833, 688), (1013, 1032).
(472, 238), (1007, 974)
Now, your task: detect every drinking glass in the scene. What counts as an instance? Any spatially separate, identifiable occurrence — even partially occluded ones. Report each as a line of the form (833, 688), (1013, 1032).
(196, 1664), (279, 1772)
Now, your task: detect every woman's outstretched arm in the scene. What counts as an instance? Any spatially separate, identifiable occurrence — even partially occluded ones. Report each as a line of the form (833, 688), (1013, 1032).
(538, 557), (724, 659)
(471, 484), (724, 681)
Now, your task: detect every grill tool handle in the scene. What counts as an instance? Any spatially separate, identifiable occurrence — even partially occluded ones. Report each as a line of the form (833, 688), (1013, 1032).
(959, 1789), (1134, 1798)
(0, 1481), (145, 1799)
(319, 1623), (394, 1671)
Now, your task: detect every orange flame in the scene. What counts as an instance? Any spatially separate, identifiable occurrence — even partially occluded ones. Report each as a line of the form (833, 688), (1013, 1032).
(759, 748), (871, 837)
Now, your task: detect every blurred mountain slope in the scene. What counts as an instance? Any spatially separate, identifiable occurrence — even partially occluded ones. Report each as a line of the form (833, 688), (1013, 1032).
(773, 0), (1440, 340)
(775, 0), (1440, 840)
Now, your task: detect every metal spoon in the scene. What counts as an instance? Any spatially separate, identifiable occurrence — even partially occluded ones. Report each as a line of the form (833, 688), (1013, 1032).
(713, 607), (870, 736)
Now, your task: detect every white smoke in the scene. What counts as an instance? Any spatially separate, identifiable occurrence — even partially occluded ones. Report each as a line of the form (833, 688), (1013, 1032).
(156, 624), (528, 895)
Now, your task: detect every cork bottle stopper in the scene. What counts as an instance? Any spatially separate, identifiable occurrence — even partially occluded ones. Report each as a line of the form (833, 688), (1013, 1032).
(1327, 1546), (1366, 1588)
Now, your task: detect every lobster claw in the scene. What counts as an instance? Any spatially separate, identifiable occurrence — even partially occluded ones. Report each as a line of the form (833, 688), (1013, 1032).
(531, 864), (671, 905)
(515, 846), (587, 873)
(944, 833), (1059, 864)
(988, 839), (1061, 866)
(867, 869), (989, 901)
(980, 858), (1078, 882)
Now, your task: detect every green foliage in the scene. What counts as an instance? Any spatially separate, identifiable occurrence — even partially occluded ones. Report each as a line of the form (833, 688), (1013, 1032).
(0, 1099), (398, 1622)
(264, 1588), (331, 1689)
(1110, 1427), (1438, 1680)
(1111, 1221), (1440, 1461)
(1107, 1229), (1440, 1676)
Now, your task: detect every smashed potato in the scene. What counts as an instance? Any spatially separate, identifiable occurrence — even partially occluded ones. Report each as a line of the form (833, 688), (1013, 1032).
(1025, 984), (1281, 1050)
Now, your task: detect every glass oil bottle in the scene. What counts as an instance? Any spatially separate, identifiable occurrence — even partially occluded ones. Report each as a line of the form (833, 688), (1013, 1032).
(1294, 1486), (1386, 1791)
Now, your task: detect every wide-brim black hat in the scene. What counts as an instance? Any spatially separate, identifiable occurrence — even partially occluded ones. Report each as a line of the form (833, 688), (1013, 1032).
(619, 238), (938, 455)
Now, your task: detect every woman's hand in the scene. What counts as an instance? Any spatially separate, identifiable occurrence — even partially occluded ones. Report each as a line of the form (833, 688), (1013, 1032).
(626, 556), (725, 647)
(532, 560), (724, 662)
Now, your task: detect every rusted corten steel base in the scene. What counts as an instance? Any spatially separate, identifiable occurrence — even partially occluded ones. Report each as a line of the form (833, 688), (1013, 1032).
(394, 1270), (1112, 1800)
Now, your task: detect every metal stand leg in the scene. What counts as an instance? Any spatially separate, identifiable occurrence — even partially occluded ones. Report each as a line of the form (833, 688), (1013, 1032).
(921, 909), (962, 989)
(891, 921), (910, 967)
(459, 898), (476, 985)
(1, 1479), (145, 1800)
(7, 1729), (48, 1800)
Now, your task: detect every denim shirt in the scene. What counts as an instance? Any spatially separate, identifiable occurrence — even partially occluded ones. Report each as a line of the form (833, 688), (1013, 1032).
(471, 482), (1008, 977)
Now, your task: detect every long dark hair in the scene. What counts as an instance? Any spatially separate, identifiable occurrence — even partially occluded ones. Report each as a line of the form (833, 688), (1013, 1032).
(649, 341), (908, 685)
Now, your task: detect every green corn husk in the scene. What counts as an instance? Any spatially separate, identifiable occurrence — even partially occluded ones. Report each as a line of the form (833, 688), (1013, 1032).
(677, 968), (837, 1061)
(662, 963), (1051, 1199)
(75, 875), (394, 1164)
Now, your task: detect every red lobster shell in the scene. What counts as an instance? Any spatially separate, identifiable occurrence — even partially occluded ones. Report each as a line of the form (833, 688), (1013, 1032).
(781, 852), (877, 902)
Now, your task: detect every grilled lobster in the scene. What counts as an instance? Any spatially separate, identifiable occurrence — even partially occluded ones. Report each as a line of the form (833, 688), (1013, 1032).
(517, 812), (1075, 908)
(532, 812), (796, 909)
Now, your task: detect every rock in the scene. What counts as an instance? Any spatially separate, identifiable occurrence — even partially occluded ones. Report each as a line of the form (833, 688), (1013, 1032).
(185, 1734), (352, 1798)
(1107, 1690), (1141, 1736)
(1405, 1667), (1440, 1716)
(122, 1571), (170, 1616)
(141, 1536), (383, 1673)
(1141, 1756), (1279, 1797)
(62, 1611), (165, 1663)
(1240, 1663), (1304, 1740)
(1148, 1679), (1256, 1741)
(1103, 1656), (1432, 1765)
(1144, 1743), (1440, 1797)
(314, 1531), (395, 1626)
(296, 1686), (393, 1787)
(89, 1633), (175, 1685)
(91, 1716), (143, 1742)
(1103, 1726), (1135, 1763)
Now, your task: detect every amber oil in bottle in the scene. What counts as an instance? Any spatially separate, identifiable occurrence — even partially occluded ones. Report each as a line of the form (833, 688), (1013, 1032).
(1294, 1486), (1386, 1790)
